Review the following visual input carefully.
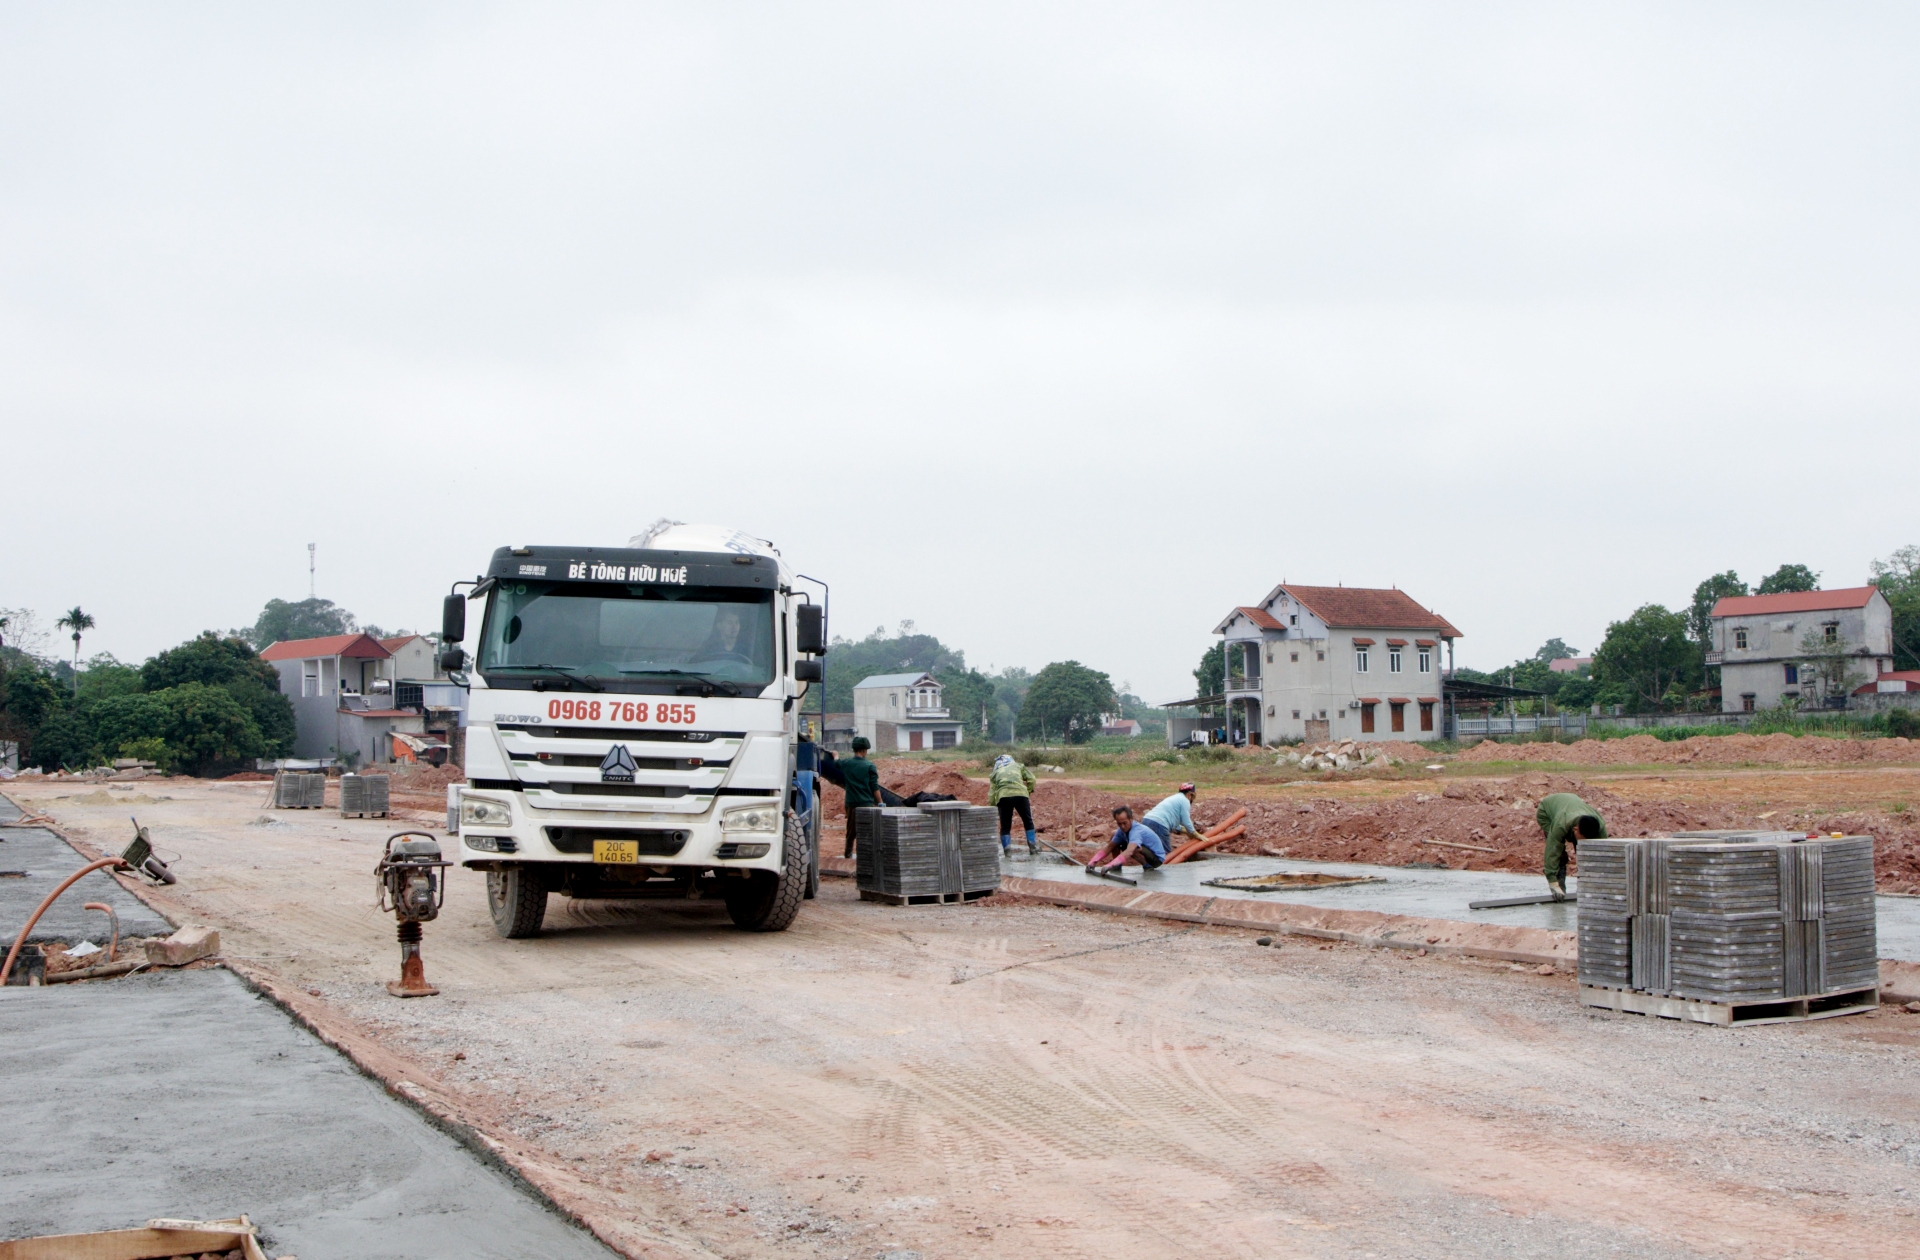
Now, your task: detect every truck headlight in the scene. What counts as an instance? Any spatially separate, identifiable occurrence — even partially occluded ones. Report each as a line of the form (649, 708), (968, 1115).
(720, 803), (779, 833)
(461, 796), (513, 827)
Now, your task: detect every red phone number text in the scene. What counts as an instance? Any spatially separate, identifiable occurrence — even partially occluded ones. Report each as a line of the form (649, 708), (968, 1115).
(546, 699), (699, 724)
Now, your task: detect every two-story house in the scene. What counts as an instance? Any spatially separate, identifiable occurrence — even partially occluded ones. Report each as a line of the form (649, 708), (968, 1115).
(853, 672), (964, 752)
(1213, 584), (1462, 744)
(260, 632), (433, 764)
(1708, 587), (1894, 712)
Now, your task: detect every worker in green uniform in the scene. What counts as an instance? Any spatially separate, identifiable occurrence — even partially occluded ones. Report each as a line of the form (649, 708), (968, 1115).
(840, 736), (882, 858)
(1536, 791), (1606, 899)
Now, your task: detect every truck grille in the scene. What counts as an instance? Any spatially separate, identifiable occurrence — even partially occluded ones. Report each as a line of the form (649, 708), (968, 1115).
(541, 782), (692, 798)
(546, 827), (690, 856)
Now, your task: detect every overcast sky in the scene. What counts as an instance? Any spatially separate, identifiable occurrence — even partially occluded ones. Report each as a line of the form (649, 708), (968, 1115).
(4, 3), (1917, 700)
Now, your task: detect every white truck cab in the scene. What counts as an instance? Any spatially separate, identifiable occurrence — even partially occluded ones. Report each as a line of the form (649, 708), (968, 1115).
(439, 524), (827, 937)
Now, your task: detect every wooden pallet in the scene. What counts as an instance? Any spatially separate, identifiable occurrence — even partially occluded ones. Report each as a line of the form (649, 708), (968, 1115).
(340, 810), (389, 819)
(1579, 984), (1879, 1026)
(859, 888), (996, 907)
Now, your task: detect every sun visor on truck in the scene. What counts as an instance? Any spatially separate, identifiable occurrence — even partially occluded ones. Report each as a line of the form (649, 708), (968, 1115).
(484, 545), (778, 590)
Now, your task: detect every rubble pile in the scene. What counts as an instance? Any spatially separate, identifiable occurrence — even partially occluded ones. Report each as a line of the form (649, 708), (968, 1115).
(1277, 740), (1404, 772)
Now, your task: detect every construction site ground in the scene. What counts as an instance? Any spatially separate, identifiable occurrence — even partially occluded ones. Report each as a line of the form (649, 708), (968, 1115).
(8, 767), (1920, 1260)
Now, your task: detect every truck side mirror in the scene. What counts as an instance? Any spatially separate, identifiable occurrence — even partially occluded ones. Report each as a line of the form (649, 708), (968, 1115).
(438, 646), (467, 672)
(794, 659), (823, 683)
(442, 593), (466, 644)
(796, 604), (826, 655)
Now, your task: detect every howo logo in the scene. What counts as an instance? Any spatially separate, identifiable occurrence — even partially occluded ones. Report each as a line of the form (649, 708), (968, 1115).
(599, 744), (637, 783)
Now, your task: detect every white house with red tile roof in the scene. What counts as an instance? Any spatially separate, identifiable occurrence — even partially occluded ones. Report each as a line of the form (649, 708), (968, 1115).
(1707, 586), (1894, 713)
(1211, 584), (1461, 744)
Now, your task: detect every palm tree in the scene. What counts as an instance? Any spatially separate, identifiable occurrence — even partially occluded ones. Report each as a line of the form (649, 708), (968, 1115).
(56, 607), (94, 696)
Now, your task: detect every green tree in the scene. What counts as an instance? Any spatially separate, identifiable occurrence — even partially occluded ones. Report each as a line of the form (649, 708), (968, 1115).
(55, 607), (94, 695)
(821, 628), (966, 714)
(75, 654), (143, 704)
(28, 707), (95, 770)
(93, 684), (266, 775)
(1020, 661), (1118, 744)
(934, 665), (999, 739)
(1534, 638), (1580, 663)
(1756, 564), (1820, 595)
(1193, 643), (1224, 697)
(245, 597), (358, 648)
(1871, 545), (1920, 671)
(1593, 604), (1701, 712)
(1797, 628), (1869, 707)
(142, 632), (295, 757)
(1688, 571), (1748, 645)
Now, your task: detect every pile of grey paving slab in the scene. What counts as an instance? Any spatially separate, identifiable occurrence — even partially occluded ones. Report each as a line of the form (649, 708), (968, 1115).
(856, 802), (1001, 902)
(1578, 831), (1878, 1003)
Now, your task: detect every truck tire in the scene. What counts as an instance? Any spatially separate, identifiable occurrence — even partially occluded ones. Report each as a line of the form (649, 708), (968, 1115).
(724, 813), (807, 932)
(487, 865), (547, 939)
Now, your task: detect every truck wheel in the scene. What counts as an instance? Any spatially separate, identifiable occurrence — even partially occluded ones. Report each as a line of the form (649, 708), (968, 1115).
(487, 865), (547, 939)
(724, 813), (807, 932)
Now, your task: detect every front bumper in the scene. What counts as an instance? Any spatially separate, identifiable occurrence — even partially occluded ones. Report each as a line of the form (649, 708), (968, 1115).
(454, 787), (784, 872)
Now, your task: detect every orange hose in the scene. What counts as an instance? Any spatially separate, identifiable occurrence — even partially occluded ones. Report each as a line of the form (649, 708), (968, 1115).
(82, 902), (119, 962)
(0, 858), (126, 987)
(1203, 807), (1249, 838)
(1166, 827), (1245, 865)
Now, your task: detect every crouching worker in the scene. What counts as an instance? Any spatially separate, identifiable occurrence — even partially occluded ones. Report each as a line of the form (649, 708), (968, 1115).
(1536, 791), (1606, 899)
(989, 753), (1039, 857)
(1088, 805), (1171, 873)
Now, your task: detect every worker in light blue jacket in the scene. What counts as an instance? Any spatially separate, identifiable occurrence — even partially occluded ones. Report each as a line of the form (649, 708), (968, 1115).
(1140, 783), (1204, 850)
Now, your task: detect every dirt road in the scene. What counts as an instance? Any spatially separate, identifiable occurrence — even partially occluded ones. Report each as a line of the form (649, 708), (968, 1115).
(12, 779), (1920, 1259)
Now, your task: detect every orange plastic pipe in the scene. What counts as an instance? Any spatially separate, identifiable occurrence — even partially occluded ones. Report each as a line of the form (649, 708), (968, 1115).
(1166, 827), (1244, 865)
(0, 858), (126, 987)
(1203, 807), (1249, 838)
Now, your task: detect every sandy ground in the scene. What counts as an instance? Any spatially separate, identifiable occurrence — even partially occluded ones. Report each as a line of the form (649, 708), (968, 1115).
(11, 777), (1920, 1259)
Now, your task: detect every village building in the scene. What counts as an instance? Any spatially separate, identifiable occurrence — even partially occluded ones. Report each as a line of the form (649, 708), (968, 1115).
(260, 632), (462, 765)
(853, 672), (964, 752)
(1208, 584), (1462, 744)
(1708, 587), (1896, 712)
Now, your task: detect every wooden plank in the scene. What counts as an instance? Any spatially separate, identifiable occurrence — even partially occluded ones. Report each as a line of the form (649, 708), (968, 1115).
(0, 1218), (264, 1260)
(1579, 984), (1878, 1026)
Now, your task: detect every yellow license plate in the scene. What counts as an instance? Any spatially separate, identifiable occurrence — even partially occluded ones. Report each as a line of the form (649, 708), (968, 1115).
(593, 839), (639, 864)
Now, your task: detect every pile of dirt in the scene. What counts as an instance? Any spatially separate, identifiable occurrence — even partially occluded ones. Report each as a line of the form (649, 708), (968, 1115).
(1457, 732), (1920, 767)
(819, 759), (986, 819)
(219, 771), (274, 781)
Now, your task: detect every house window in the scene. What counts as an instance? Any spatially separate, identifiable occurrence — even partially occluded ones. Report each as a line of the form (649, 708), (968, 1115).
(1418, 650), (1431, 673)
(1742, 694), (1756, 712)
(932, 729), (957, 749)
(1317, 651), (1325, 662)
(1355, 649), (1369, 673)
(1360, 703), (1376, 734)
(1292, 710), (1301, 719)
(1784, 664), (1799, 685)
(1266, 645), (1273, 663)
(1824, 623), (1839, 644)
(1390, 702), (1405, 733)
(889, 694), (898, 709)
(1289, 614), (1298, 626)
(1389, 650), (1402, 674)
(302, 659), (320, 698)
(1733, 628), (1748, 650)
(1290, 652), (1299, 663)
(1419, 701), (1434, 732)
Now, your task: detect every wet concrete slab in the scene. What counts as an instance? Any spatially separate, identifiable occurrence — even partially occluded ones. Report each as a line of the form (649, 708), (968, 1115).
(1, 795), (173, 945)
(997, 850), (1920, 962)
(0, 966), (618, 1259)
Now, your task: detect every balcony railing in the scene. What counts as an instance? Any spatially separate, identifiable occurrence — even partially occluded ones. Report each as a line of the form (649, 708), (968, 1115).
(1224, 675), (1261, 693)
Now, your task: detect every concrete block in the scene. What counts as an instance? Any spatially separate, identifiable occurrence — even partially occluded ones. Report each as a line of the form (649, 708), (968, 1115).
(145, 925), (220, 967)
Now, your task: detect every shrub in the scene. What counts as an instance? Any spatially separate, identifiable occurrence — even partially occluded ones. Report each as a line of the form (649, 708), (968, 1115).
(1890, 708), (1920, 740)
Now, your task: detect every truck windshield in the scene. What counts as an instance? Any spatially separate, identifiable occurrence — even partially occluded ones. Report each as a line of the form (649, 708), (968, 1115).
(478, 582), (776, 689)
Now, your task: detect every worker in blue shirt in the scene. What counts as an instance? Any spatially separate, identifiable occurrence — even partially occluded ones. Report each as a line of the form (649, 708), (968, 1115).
(1140, 783), (1204, 851)
(1088, 805), (1169, 873)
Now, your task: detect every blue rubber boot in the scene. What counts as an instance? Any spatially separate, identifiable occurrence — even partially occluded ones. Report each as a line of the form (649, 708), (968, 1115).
(1000, 834), (1012, 856)
(1025, 829), (1039, 855)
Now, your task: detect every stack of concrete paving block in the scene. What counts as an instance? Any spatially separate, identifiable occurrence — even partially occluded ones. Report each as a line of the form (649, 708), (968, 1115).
(1578, 832), (1877, 1007)
(273, 770), (327, 809)
(855, 803), (1000, 903)
(339, 773), (391, 818)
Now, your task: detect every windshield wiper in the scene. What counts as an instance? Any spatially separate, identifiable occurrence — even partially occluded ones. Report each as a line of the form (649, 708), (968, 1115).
(486, 663), (606, 692)
(615, 668), (742, 697)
